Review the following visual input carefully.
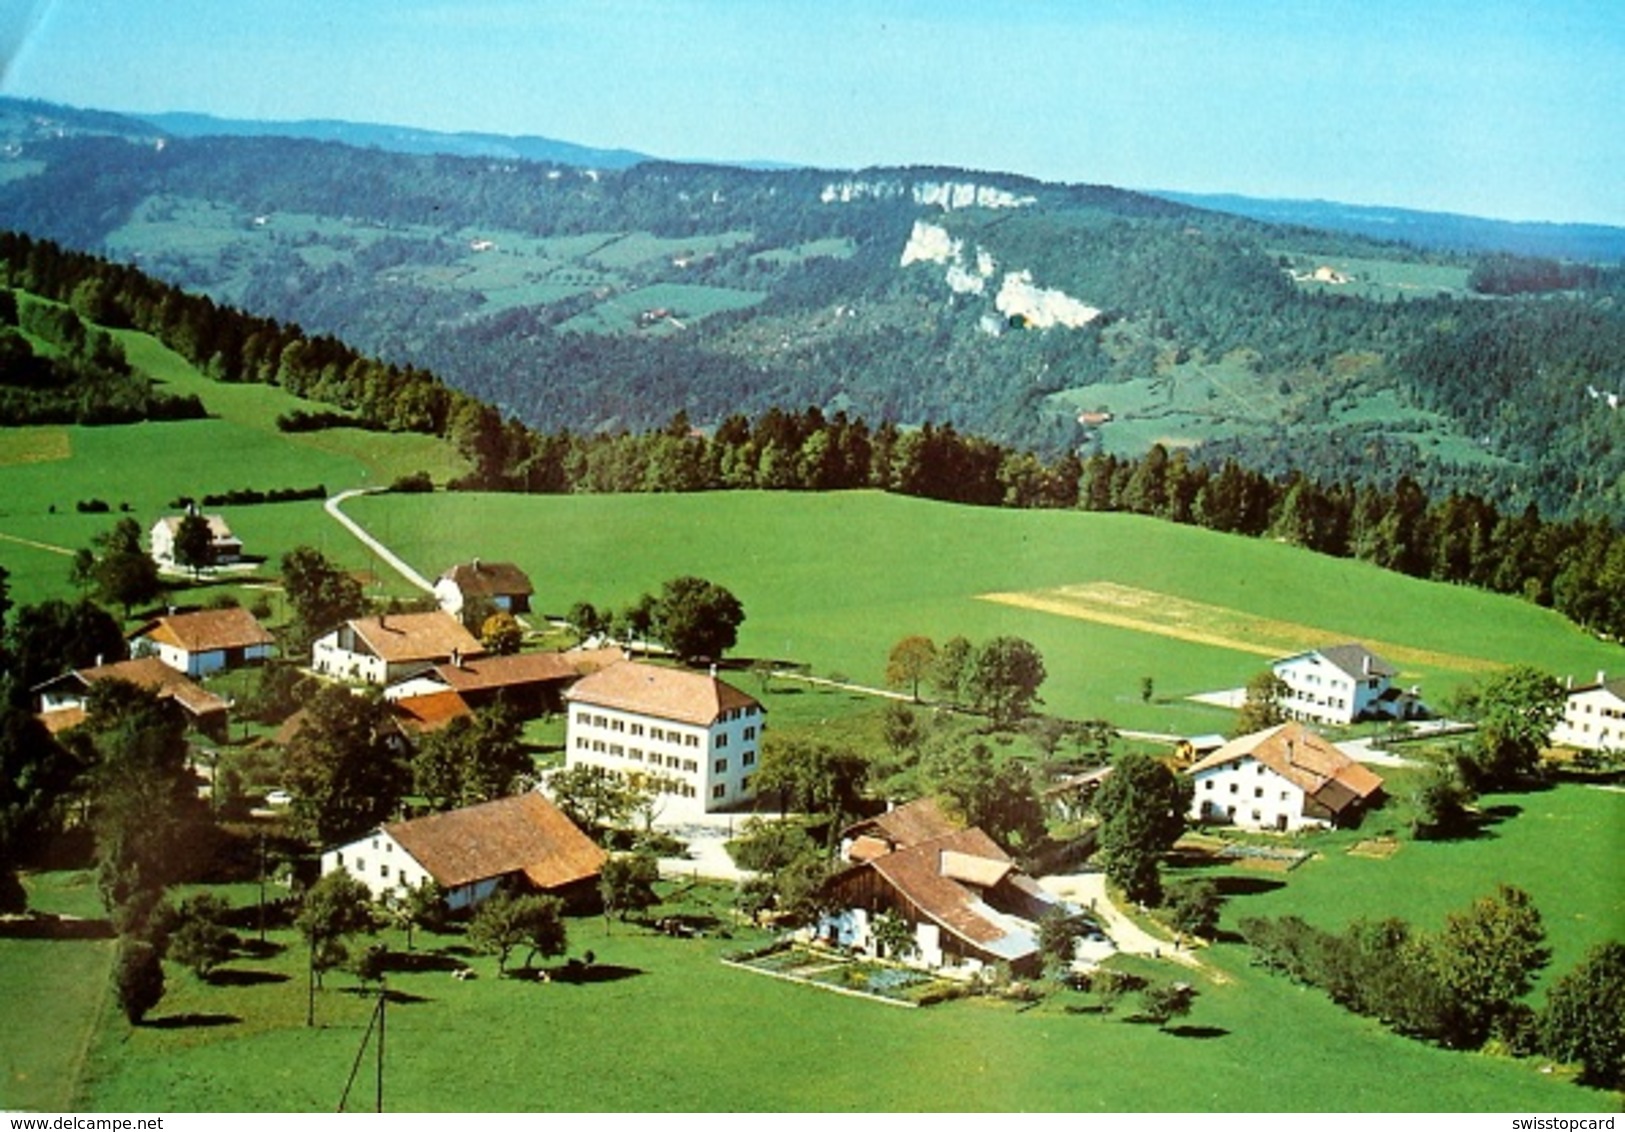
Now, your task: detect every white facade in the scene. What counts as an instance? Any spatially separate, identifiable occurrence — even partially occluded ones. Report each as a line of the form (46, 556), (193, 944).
(136, 637), (274, 678)
(565, 696), (762, 816)
(1272, 647), (1391, 726)
(1552, 677), (1625, 753)
(312, 627), (392, 685)
(1190, 755), (1316, 833)
(320, 829), (494, 911)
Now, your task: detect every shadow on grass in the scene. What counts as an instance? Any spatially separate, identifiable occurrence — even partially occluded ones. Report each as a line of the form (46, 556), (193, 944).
(381, 951), (466, 974)
(1165, 1024), (1229, 1039)
(506, 962), (644, 985)
(234, 938), (286, 960)
(0, 914), (114, 940)
(206, 968), (289, 987)
(338, 986), (432, 1006)
(1214, 876), (1286, 898)
(145, 1012), (241, 1029)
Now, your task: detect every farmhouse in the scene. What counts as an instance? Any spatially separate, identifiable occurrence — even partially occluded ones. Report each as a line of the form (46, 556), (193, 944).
(149, 512), (242, 567)
(1187, 721), (1384, 832)
(388, 689), (475, 736)
(818, 800), (1065, 978)
(34, 656), (230, 740)
(386, 647), (624, 719)
(320, 792), (606, 913)
(1270, 642), (1423, 726)
(129, 606), (276, 677)
(312, 611), (485, 686)
(1551, 672), (1625, 754)
(563, 660), (763, 815)
(434, 559), (534, 618)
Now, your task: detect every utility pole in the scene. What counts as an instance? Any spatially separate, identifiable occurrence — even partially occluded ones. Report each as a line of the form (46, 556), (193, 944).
(375, 976), (386, 1113)
(257, 833), (267, 944)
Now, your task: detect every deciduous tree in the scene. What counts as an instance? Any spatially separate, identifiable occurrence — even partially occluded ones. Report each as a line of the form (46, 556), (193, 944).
(1539, 941), (1625, 1089)
(1092, 753), (1191, 905)
(651, 575), (745, 663)
(284, 685), (407, 844)
(965, 636), (1046, 726)
(885, 635), (937, 702)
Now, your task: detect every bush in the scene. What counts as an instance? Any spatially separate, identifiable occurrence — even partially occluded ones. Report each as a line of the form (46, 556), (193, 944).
(112, 937), (164, 1024)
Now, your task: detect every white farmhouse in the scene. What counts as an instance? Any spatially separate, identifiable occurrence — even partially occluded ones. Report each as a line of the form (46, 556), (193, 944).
(312, 611), (484, 686)
(563, 660), (763, 815)
(149, 512), (242, 567)
(320, 792), (605, 913)
(1270, 643), (1422, 726)
(129, 606), (276, 677)
(1188, 721), (1384, 832)
(1551, 673), (1625, 754)
(434, 559), (534, 618)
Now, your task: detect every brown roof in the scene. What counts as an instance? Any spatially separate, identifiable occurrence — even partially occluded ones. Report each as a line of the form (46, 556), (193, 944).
(347, 612), (485, 665)
(157, 514), (238, 543)
(390, 690), (474, 734)
(431, 651), (583, 693)
(868, 827), (1025, 950)
(383, 793), (606, 892)
(76, 656), (229, 719)
(439, 560), (534, 599)
(565, 660), (760, 726)
(135, 606), (275, 653)
(844, 797), (962, 858)
(1188, 721), (1384, 815)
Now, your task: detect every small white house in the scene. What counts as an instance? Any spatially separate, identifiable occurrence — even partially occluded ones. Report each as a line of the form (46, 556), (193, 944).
(434, 559), (534, 618)
(129, 606), (276, 677)
(563, 660), (764, 816)
(1270, 643), (1422, 726)
(1551, 673), (1625, 754)
(320, 792), (605, 912)
(1187, 721), (1384, 832)
(149, 512), (243, 568)
(312, 611), (484, 686)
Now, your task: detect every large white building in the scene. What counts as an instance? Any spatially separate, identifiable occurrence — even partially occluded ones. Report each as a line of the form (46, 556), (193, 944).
(563, 660), (764, 815)
(1551, 673), (1625, 754)
(1187, 721), (1384, 833)
(1270, 643), (1422, 726)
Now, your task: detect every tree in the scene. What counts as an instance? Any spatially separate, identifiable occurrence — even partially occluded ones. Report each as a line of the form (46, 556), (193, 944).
(965, 637), (1046, 726)
(1427, 884), (1549, 1049)
(112, 937), (164, 1025)
(926, 739), (1046, 854)
(295, 870), (376, 995)
(931, 636), (974, 707)
(468, 891), (567, 973)
(871, 911), (917, 961)
(172, 510), (216, 578)
(1410, 762), (1476, 840)
(1139, 676), (1155, 704)
(599, 851), (661, 925)
(1036, 908), (1089, 978)
(1164, 878), (1221, 943)
(754, 735), (868, 840)
(5, 596), (127, 695)
(1233, 670), (1290, 735)
(1092, 753), (1191, 905)
(651, 575), (745, 663)
(1540, 941), (1625, 1089)
(547, 763), (643, 838)
(0, 701), (78, 912)
(566, 601), (606, 644)
(166, 893), (235, 980)
(284, 685), (408, 844)
(727, 816), (819, 873)
(1450, 665), (1565, 788)
(88, 518), (162, 616)
(384, 878), (446, 951)
(1137, 980), (1197, 1029)
(412, 705), (530, 812)
(279, 546), (366, 652)
(479, 611), (523, 655)
(885, 635), (937, 702)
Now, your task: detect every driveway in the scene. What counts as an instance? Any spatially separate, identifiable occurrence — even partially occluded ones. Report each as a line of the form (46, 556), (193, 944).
(1040, 871), (1205, 972)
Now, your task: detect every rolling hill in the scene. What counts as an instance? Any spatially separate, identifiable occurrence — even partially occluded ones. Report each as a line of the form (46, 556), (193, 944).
(1, 96), (1622, 520)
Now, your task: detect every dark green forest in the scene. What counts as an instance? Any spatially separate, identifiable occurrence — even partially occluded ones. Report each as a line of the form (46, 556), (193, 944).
(1, 99), (1621, 521)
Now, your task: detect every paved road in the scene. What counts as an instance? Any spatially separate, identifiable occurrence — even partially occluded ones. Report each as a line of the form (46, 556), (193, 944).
(1040, 872), (1205, 972)
(323, 487), (435, 593)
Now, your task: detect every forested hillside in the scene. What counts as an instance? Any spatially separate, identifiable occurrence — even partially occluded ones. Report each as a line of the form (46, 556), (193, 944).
(0, 97), (1622, 519)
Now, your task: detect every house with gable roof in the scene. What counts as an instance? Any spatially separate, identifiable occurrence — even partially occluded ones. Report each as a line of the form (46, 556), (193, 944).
(1270, 642), (1424, 726)
(563, 659), (764, 815)
(34, 656), (231, 740)
(150, 512), (243, 568)
(1551, 671), (1625, 754)
(818, 798), (1067, 978)
(434, 559), (534, 618)
(320, 792), (606, 912)
(1187, 721), (1384, 832)
(130, 606), (276, 677)
(312, 611), (485, 686)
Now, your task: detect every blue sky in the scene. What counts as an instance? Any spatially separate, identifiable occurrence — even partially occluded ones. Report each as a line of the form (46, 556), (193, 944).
(2, 0), (1620, 225)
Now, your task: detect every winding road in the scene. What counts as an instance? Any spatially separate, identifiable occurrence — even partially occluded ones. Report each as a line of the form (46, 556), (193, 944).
(323, 487), (435, 593)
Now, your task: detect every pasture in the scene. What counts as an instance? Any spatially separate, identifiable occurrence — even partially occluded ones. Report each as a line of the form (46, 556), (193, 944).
(344, 489), (1621, 730)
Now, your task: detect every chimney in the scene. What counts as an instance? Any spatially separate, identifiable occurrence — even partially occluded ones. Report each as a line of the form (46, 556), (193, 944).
(451, 648), (461, 668)
(1362, 654), (1372, 676)
(473, 556), (482, 572)
(1599, 670), (1607, 686)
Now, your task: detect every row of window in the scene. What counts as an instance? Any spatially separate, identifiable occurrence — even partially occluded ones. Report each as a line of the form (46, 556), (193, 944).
(1203, 779), (1291, 802)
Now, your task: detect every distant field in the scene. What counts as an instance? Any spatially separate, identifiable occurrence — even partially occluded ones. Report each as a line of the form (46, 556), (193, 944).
(1277, 250), (1475, 301)
(559, 283), (767, 334)
(344, 490), (1619, 730)
(0, 426), (71, 467)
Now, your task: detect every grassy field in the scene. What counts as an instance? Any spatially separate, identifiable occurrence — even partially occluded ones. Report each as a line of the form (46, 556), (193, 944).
(343, 490), (1621, 731)
(15, 786), (1621, 1115)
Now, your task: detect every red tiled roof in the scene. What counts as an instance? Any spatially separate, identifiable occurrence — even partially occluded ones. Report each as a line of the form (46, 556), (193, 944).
(565, 660), (760, 726)
(431, 651), (581, 693)
(384, 793), (606, 892)
(869, 827), (1020, 948)
(843, 797), (961, 855)
(135, 606), (275, 653)
(390, 690), (474, 733)
(347, 612), (485, 664)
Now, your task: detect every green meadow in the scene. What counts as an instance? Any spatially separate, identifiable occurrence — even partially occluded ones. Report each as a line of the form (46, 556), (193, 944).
(345, 489), (1622, 731)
